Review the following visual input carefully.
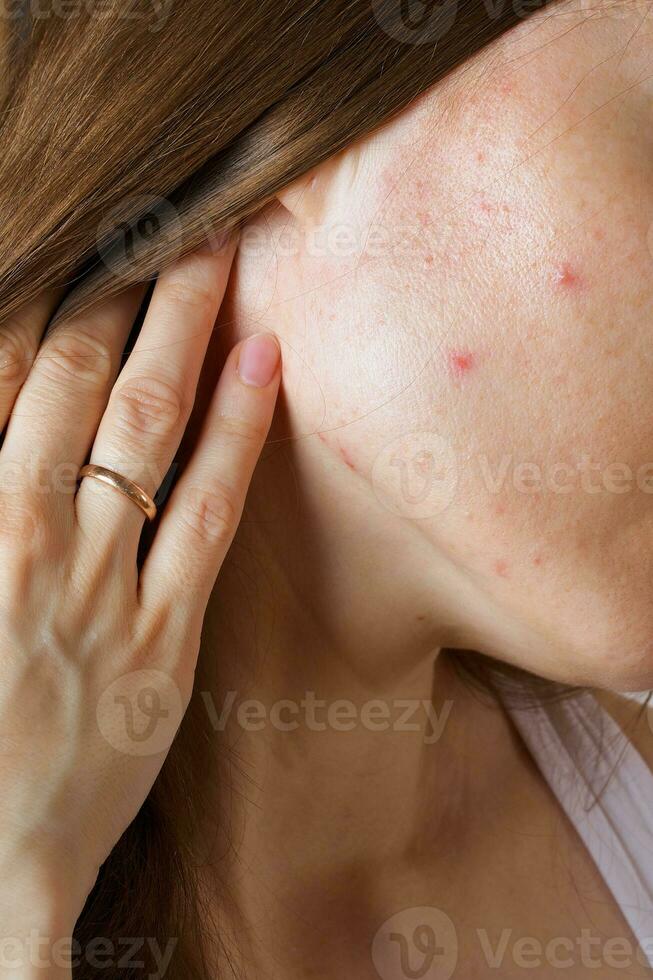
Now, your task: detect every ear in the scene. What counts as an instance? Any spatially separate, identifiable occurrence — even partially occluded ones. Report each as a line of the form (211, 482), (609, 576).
(275, 169), (319, 219)
(274, 142), (368, 226)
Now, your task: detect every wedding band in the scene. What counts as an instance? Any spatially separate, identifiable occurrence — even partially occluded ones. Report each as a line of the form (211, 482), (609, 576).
(78, 464), (157, 520)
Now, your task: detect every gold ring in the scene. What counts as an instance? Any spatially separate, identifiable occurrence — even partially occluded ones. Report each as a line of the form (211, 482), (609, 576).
(78, 464), (157, 521)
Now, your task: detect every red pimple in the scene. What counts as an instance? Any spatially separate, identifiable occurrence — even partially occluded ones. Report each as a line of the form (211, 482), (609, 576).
(476, 150), (486, 163)
(553, 262), (582, 290)
(533, 555), (544, 567)
(448, 349), (476, 378)
(424, 252), (434, 266)
(494, 559), (510, 578)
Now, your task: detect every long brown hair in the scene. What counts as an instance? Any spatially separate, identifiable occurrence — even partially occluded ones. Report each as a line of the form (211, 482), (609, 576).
(0, 1), (557, 975)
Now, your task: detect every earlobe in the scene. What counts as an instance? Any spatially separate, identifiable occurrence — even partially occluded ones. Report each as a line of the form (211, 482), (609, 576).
(274, 142), (356, 225)
(275, 168), (321, 222)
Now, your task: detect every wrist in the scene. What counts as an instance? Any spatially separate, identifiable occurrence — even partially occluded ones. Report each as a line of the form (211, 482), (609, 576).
(0, 863), (82, 979)
(0, 919), (76, 980)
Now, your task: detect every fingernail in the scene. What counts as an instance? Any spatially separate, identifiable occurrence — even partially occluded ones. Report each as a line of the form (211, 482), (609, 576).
(237, 333), (280, 387)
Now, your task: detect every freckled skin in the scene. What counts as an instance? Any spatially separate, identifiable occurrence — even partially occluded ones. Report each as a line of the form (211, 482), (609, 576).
(229, 1), (653, 691)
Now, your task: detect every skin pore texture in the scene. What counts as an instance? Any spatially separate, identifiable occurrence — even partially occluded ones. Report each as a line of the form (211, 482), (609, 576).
(189, 0), (653, 975)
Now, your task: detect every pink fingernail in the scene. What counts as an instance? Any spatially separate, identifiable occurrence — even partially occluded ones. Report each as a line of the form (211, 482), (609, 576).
(237, 333), (280, 387)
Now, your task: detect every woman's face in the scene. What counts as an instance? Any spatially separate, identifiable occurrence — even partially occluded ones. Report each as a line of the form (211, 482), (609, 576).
(228, 0), (653, 690)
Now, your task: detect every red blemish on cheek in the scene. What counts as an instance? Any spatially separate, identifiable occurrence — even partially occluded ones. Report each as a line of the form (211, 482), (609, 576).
(494, 559), (510, 578)
(424, 252), (434, 266)
(494, 503), (506, 516)
(476, 150), (486, 164)
(553, 262), (583, 290)
(533, 555), (544, 567)
(448, 349), (476, 378)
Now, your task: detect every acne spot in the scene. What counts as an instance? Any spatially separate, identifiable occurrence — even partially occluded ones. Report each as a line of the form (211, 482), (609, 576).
(494, 503), (506, 516)
(476, 150), (486, 164)
(448, 349), (476, 378)
(424, 253), (434, 266)
(533, 555), (544, 567)
(553, 262), (583, 291)
(494, 559), (510, 578)
(593, 228), (605, 242)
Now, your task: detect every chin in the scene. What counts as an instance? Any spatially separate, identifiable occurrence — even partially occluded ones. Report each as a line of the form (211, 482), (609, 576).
(555, 599), (653, 693)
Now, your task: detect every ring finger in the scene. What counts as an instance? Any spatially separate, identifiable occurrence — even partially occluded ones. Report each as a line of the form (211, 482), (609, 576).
(75, 233), (239, 546)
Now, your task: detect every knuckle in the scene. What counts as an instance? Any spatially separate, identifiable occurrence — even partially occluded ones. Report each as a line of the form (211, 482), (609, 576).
(0, 326), (34, 386)
(214, 413), (267, 448)
(38, 329), (113, 388)
(113, 375), (185, 440)
(0, 491), (48, 552)
(180, 483), (237, 545)
(162, 257), (220, 313)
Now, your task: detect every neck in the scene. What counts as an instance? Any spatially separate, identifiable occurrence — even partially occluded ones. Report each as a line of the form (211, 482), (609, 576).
(191, 405), (536, 974)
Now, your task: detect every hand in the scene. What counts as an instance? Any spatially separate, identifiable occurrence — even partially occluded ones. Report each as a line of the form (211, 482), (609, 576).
(0, 234), (281, 949)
